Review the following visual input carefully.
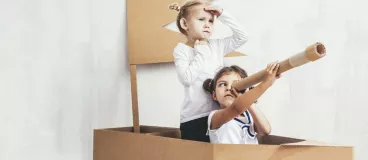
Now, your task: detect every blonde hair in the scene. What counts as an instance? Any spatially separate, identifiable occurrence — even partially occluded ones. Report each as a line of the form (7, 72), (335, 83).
(169, 0), (209, 35)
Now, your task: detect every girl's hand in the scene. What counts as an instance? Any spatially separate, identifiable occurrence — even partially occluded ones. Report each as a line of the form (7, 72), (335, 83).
(264, 61), (281, 85)
(204, 6), (223, 17)
(168, 3), (180, 11)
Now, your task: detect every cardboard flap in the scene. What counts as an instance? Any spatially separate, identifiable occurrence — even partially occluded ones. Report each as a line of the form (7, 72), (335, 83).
(213, 142), (353, 160)
(99, 126), (179, 134)
(146, 130), (181, 139)
(281, 140), (329, 146)
(281, 140), (349, 147)
(99, 126), (133, 132)
(94, 128), (214, 160)
(140, 125), (179, 133)
(259, 135), (305, 145)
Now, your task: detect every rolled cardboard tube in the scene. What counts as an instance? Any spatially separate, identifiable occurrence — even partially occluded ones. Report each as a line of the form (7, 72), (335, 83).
(232, 42), (326, 91)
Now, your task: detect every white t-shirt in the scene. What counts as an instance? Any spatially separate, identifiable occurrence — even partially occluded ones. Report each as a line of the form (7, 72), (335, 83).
(207, 110), (259, 144)
(173, 10), (248, 123)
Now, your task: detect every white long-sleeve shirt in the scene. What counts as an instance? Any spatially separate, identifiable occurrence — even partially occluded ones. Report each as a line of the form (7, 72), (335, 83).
(173, 10), (248, 123)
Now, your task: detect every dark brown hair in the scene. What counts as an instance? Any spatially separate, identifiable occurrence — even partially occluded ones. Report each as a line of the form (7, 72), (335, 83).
(169, 0), (209, 35)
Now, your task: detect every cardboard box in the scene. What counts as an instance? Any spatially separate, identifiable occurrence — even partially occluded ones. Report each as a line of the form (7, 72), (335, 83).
(93, 125), (353, 160)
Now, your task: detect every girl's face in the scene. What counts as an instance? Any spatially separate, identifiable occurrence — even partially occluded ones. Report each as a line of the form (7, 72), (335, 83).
(183, 4), (214, 41)
(212, 72), (241, 108)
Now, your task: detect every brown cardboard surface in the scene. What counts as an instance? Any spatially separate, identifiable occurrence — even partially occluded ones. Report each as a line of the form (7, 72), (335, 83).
(213, 143), (352, 160)
(259, 135), (305, 145)
(105, 126), (133, 132)
(261, 135), (338, 146)
(127, 0), (246, 65)
(93, 126), (213, 160)
(103, 126), (178, 133)
(127, 0), (182, 64)
(93, 126), (353, 160)
(224, 51), (246, 57)
(130, 65), (140, 132)
(147, 130), (182, 139)
(281, 140), (331, 146)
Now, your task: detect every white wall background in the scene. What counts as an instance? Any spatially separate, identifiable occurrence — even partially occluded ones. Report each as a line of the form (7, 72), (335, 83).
(1, 0), (368, 160)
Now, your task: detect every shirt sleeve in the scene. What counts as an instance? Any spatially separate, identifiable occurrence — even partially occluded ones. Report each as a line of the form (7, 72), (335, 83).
(206, 110), (219, 136)
(217, 9), (248, 55)
(173, 44), (211, 86)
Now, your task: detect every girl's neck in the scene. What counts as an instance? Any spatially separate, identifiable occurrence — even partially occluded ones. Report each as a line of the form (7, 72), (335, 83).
(185, 39), (195, 48)
(220, 106), (244, 119)
(184, 37), (207, 48)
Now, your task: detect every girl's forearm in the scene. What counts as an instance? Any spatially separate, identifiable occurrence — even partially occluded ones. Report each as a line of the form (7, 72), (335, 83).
(248, 105), (271, 136)
(231, 81), (271, 114)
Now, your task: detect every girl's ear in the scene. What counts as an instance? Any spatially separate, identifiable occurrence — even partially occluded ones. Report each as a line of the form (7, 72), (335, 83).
(212, 91), (217, 101)
(180, 18), (188, 31)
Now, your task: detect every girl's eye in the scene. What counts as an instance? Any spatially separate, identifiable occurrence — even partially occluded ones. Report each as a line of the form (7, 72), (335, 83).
(209, 20), (214, 23)
(218, 83), (226, 87)
(198, 18), (204, 21)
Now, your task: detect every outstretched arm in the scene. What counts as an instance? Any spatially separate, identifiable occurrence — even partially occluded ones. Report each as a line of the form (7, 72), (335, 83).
(248, 104), (271, 136)
(210, 62), (280, 130)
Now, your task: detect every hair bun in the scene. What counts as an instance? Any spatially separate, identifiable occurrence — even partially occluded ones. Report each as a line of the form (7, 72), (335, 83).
(169, 3), (180, 11)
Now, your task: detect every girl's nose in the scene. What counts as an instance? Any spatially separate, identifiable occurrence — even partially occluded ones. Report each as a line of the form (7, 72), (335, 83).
(204, 22), (210, 28)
